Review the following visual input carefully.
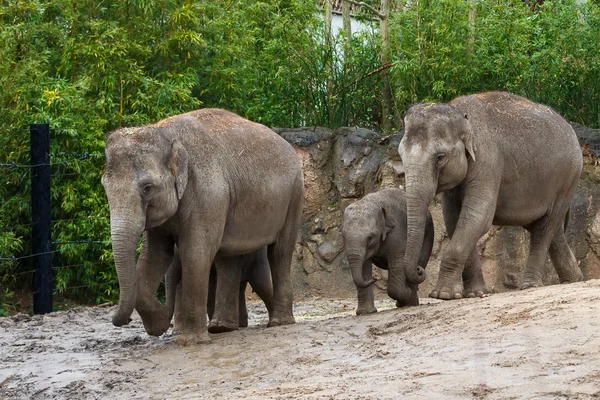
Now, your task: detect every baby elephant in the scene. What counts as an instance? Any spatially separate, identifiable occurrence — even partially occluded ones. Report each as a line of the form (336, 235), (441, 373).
(343, 188), (434, 314)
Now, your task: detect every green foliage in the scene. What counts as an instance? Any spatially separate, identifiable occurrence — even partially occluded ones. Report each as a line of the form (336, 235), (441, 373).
(389, 0), (600, 126)
(0, 0), (599, 312)
(0, 0), (332, 310)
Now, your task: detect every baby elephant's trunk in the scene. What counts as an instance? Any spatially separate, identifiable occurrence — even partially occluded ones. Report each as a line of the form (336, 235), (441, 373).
(348, 252), (376, 288)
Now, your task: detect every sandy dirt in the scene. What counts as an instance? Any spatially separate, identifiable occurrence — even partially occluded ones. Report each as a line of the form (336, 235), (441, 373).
(2, 281), (600, 400)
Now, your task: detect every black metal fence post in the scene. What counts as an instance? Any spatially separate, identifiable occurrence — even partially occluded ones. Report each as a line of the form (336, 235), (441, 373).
(31, 123), (52, 314)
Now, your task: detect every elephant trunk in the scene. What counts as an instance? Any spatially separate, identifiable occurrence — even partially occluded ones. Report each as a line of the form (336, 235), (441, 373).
(387, 267), (414, 304)
(403, 168), (435, 285)
(348, 251), (375, 288)
(134, 237), (174, 337)
(110, 213), (145, 327)
(387, 166), (434, 303)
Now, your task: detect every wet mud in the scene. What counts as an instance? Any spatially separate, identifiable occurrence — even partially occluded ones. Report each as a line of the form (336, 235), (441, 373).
(3, 281), (600, 399)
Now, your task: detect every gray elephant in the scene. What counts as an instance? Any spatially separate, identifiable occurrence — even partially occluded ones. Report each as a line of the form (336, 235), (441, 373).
(395, 91), (583, 302)
(166, 246), (273, 334)
(102, 108), (303, 345)
(343, 188), (434, 314)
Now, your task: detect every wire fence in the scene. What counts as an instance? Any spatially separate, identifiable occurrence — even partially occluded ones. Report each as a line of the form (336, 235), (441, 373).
(0, 123), (113, 314)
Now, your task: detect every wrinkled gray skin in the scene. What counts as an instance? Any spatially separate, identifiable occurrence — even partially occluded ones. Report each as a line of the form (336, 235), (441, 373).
(343, 188), (434, 313)
(102, 109), (303, 345)
(398, 91), (583, 301)
(166, 246), (273, 334)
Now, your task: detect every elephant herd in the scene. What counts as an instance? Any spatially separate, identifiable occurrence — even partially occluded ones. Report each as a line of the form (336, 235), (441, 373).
(102, 91), (584, 346)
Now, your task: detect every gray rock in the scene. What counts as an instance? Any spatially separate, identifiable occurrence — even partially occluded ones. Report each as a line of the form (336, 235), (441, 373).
(317, 239), (344, 263)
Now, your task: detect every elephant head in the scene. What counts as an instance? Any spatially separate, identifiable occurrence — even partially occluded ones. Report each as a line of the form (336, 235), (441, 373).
(394, 103), (476, 300)
(101, 126), (188, 333)
(342, 202), (394, 289)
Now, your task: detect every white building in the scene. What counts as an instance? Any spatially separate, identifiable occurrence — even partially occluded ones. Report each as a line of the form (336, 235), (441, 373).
(319, 0), (373, 36)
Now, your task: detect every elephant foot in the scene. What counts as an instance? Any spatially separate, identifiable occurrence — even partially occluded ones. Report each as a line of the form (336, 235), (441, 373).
(430, 268), (464, 300)
(143, 321), (171, 337)
(175, 331), (211, 346)
(463, 279), (490, 298)
(268, 314), (295, 327)
(171, 323), (183, 335)
(239, 313), (249, 328)
(208, 319), (239, 334)
(558, 269), (583, 284)
(171, 315), (184, 334)
(520, 280), (543, 290)
(356, 306), (377, 315)
(429, 278), (463, 300)
(396, 298), (419, 308)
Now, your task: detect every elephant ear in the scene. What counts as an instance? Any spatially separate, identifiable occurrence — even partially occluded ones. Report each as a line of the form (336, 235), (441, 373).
(462, 114), (477, 162)
(380, 207), (395, 242)
(168, 139), (189, 200)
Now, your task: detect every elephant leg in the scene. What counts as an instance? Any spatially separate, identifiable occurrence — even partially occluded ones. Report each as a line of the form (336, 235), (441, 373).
(462, 249), (488, 298)
(356, 260), (377, 315)
(439, 191), (488, 299)
(396, 283), (419, 308)
(431, 189), (495, 300)
(135, 232), (175, 336)
(267, 189), (302, 327)
(207, 265), (217, 321)
(248, 247), (274, 316)
(549, 223), (583, 284)
(172, 281), (183, 333)
(239, 281), (249, 328)
(165, 247), (182, 333)
(521, 216), (562, 290)
(208, 256), (243, 333)
(175, 230), (219, 346)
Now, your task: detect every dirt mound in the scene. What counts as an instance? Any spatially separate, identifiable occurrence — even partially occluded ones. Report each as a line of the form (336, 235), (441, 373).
(3, 281), (600, 399)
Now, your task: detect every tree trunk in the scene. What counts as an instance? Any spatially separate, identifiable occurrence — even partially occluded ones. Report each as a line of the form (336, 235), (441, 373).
(380, 0), (393, 132)
(324, 0), (334, 126)
(393, 0), (405, 126)
(468, 0), (476, 63)
(342, 0), (352, 53)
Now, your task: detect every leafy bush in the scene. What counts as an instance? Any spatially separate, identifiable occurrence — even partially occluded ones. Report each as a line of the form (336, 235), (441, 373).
(0, 0), (333, 310)
(389, 0), (600, 126)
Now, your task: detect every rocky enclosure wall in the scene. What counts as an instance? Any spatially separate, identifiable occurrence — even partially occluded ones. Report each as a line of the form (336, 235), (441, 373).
(272, 125), (600, 301)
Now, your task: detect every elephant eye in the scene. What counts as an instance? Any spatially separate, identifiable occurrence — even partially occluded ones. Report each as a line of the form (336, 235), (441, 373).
(142, 183), (154, 195)
(435, 153), (446, 166)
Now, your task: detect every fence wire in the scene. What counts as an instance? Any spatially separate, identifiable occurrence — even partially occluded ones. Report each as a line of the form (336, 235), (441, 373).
(1, 124), (116, 311)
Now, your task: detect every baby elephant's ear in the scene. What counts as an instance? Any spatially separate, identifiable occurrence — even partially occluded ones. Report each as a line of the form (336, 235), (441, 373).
(168, 139), (188, 200)
(380, 207), (394, 242)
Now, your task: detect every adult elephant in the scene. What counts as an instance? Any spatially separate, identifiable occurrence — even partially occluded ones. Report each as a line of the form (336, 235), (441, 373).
(394, 91), (583, 302)
(102, 108), (303, 345)
(166, 246), (273, 334)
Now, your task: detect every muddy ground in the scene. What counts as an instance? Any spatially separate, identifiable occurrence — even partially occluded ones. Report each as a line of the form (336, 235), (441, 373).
(2, 281), (600, 400)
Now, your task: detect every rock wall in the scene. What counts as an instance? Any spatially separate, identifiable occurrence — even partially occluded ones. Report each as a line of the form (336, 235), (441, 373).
(273, 124), (600, 302)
